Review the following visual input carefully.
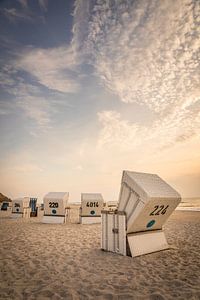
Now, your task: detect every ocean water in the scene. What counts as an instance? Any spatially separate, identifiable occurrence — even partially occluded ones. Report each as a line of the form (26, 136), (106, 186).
(177, 198), (200, 211)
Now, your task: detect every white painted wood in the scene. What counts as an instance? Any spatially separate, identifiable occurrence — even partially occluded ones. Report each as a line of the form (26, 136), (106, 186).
(118, 214), (127, 256)
(107, 213), (114, 252)
(12, 197), (30, 214)
(42, 216), (65, 224)
(125, 192), (139, 221)
(104, 201), (118, 211)
(114, 214), (118, 252)
(118, 184), (130, 211)
(101, 213), (107, 249)
(101, 211), (126, 255)
(102, 171), (181, 257)
(128, 230), (169, 257)
(43, 192), (69, 217)
(123, 171), (180, 200)
(80, 193), (104, 218)
(80, 216), (101, 224)
(118, 171), (181, 234)
(127, 198), (180, 234)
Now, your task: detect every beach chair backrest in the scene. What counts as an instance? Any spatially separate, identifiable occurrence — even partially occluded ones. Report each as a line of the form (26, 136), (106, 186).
(118, 171), (181, 234)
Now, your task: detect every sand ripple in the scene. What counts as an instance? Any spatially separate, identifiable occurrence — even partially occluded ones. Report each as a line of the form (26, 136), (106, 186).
(0, 210), (200, 299)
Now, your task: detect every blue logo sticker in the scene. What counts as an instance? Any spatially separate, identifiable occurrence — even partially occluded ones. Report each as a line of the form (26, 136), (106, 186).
(147, 220), (155, 228)
(52, 209), (57, 214)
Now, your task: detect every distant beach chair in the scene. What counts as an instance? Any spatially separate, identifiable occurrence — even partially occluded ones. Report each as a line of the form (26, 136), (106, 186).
(12, 197), (31, 218)
(101, 171), (181, 257)
(29, 198), (38, 217)
(42, 192), (69, 224)
(1, 202), (9, 211)
(79, 193), (104, 224)
(103, 201), (118, 211)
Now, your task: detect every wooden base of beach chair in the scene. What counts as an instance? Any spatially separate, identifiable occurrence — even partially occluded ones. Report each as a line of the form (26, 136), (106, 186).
(42, 215), (65, 224)
(11, 213), (23, 219)
(127, 230), (169, 257)
(80, 216), (101, 224)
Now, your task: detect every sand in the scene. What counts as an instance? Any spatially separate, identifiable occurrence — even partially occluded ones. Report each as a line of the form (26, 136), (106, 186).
(0, 210), (200, 300)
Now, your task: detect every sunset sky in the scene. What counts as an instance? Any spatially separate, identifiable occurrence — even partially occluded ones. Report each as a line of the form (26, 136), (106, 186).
(0, 0), (199, 202)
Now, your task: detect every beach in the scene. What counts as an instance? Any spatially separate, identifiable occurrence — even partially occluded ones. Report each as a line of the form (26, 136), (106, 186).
(0, 210), (200, 300)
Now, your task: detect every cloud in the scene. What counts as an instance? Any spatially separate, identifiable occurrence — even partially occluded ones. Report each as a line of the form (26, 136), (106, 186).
(38, 0), (48, 12)
(3, 8), (32, 22)
(2, 7), (44, 23)
(12, 82), (54, 130)
(73, 0), (200, 147)
(97, 103), (200, 152)
(17, 0), (49, 13)
(0, 45), (80, 132)
(97, 110), (140, 149)
(16, 46), (80, 93)
(17, 0), (28, 9)
(0, 85), (48, 135)
(17, 96), (51, 128)
(0, 75), (52, 131)
(0, 101), (14, 115)
(72, 0), (91, 54)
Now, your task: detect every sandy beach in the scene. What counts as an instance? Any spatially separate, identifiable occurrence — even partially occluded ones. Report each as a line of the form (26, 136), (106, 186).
(0, 210), (200, 300)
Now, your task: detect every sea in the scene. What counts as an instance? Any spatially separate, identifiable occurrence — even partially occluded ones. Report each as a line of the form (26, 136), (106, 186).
(176, 197), (200, 211)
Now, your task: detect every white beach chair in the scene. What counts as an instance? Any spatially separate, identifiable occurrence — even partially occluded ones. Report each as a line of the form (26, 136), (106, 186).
(12, 197), (31, 218)
(42, 192), (69, 224)
(80, 193), (104, 224)
(101, 171), (181, 257)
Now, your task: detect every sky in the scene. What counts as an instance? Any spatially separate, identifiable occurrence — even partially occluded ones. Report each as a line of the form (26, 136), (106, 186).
(0, 0), (200, 203)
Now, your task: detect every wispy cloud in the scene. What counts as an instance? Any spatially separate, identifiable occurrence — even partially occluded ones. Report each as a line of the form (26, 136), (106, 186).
(17, 96), (51, 128)
(12, 82), (53, 130)
(0, 69), (52, 131)
(97, 102), (200, 152)
(73, 0), (200, 148)
(16, 46), (80, 93)
(3, 7), (33, 22)
(38, 0), (48, 12)
(17, 0), (28, 9)
(0, 101), (14, 115)
(2, 7), (45, 23)
(0, 64), (16, 87)
(17, 0), (48, 12)
(0, 44), (81, 131)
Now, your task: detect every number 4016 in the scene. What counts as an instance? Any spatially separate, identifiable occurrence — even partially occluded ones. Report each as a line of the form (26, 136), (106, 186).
(86, 202), (99, 207)
(150, 205), (169, 216)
